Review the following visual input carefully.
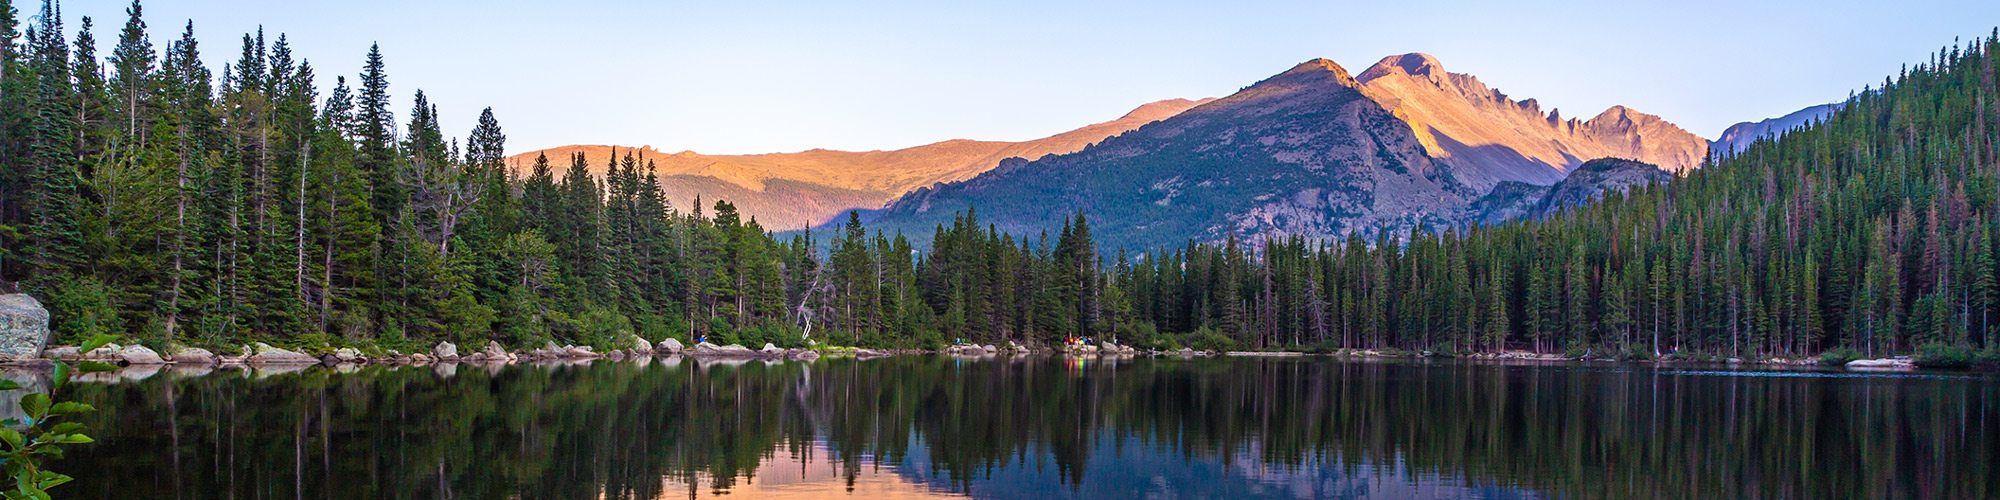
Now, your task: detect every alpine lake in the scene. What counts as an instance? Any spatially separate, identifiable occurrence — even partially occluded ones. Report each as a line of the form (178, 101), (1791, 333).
(20, 353), (1999, 498)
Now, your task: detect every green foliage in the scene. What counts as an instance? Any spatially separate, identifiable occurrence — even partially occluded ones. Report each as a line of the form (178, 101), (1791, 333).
(0, 334), (116, 499)
(572, 307), (632, 351)
(42, 276), (121, 344)
(1819, 347), (1863, 366)
(1913, 342), (1976, 369)
(2, 2), (1998, 363)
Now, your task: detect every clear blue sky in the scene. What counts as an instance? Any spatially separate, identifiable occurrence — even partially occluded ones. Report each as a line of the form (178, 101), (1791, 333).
(56, 0), (2000, 155)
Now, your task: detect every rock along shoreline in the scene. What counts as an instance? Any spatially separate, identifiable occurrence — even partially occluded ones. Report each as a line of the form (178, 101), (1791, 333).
(0, 338), (1898, 373)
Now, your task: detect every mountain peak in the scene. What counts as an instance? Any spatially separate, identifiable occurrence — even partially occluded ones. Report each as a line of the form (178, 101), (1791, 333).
(1358, 53), (1445, 82)
(1274, 58), (1360, 86)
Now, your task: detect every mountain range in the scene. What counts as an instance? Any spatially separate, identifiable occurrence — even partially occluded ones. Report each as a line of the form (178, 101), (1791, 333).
(519, 53), (1833, 250)
(506, 98), (1212, 229)
(849, 55), (1716, 249)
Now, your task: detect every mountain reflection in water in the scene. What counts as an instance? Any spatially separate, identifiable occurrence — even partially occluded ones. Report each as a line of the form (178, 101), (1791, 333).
(38, 356), (2000, 498)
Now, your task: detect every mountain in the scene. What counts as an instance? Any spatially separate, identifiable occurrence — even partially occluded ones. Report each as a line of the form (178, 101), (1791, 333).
(864, 58), (1472, 250)
(1355, 53), (1707, 190)
(1467, 158), (1672, 225)
(507, 98), (1212, 229)
(1711, 102), (1845, 156)
(854, 55), (1704, 250)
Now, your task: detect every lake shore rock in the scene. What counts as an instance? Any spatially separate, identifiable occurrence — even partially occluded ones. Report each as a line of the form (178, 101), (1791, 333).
(691, 342), (761, 358)
(247, 342), (319, 365)
(0, 294), (50, 359)
(1846, 358), (1914, 369)
(433, 342), (459, 361)
(169, 346), (218, 365)
(657, 338), (685, 354)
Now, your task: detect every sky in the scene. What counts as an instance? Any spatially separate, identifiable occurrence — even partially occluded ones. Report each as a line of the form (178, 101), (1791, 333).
(50, 0), (2000, 155)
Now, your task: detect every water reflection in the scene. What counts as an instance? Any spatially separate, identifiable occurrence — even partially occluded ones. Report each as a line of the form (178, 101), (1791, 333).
(43, 357), (2000, 498)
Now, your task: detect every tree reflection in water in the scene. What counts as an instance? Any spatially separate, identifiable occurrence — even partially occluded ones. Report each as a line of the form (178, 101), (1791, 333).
(42, 356), (2000, 498)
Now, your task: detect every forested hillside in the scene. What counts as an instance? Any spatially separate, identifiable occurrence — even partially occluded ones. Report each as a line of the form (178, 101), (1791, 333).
(4, 0), (1997, 360)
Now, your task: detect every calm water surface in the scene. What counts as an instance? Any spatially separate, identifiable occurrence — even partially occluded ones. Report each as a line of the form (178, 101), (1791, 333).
(41, 355), (2000, 498)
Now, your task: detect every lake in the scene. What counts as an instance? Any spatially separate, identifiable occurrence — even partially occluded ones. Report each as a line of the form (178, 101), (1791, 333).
(40, 355), (2000, 498)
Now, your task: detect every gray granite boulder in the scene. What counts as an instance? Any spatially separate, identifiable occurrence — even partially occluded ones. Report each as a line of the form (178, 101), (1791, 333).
(691, 342), (757, 357)
(480, 341), (510, 361)
(657, 338), (685, 354)
(168, 346), (219, 365)
(115, 344), (167, 365)
(246, 342), (318, 365)
(0, 295), (50, 358)
(432, 341), (459, 360)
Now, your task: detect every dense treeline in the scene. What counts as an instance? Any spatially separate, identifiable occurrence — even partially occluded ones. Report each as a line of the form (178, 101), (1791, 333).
(7, 0), (2000, 359)
(824, 31), (2000, 360)
(0, 0), (1111, 352)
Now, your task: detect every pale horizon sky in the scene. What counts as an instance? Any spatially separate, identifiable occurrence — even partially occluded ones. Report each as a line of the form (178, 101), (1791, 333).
(51, 0), (2000, 155)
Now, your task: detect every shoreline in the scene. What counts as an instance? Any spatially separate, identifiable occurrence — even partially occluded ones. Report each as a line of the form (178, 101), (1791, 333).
(0, 340), (1945, 377)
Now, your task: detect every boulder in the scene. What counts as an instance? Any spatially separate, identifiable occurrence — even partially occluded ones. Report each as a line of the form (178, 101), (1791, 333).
(1007, 341), (1027, 352)
(115, 344), (167, 365)
(628, 336), (653, 354)
(564, 345), (599, 358)
(981, 344), (997, 353)
(40, 346), (79, 360)
(1846, 358), (1914, 369)
(247, 342), (318, 365)
(433, 341), (459, 360)
(691, 342), (758, 357)
(481, 341), (510, 362)
(657, 338), (685, 354)
(168, 346), (219, 365)
(0, 294), (51, 359)
(331, 347), (367, 364)
(787, 348), (820, 361)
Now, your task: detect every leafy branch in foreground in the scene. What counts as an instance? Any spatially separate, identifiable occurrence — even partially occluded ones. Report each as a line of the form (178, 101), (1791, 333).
(0, 334), (118, 500)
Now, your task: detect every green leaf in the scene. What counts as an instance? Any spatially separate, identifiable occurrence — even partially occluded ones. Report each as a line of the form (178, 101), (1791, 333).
(15, 465), (34, 496)
(0, 430), (21, 449)
(35, 435), (88, 445)
(0, 380), (20, 392)
(32, 472), (66, 490)
(46, 365), (64, 392)
(45, 403), (90, 416)
(78, 335), (118, 354)
(16, 395), (47, 420)
(76, 361), (117, 374)
(42, 424), (79, 437)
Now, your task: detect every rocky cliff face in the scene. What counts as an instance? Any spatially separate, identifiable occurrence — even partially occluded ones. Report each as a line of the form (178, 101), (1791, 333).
(1469, 158), (1672, 225)
(869, 58), (1472, 250)
(1712, 102), (1844, 156)
(1356, 53), (1707, 190)
(509, 98), (1213, 229)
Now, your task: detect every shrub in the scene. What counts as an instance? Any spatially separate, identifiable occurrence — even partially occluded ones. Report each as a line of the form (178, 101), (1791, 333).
(575, 307), (634, 350)
(1622, 344), (1656, 361)
(1563, 345), (1591, 359)
(1819, 347), (1862, 366)
(1186, 327), (1238, 353)
(1296, 340), (1342, 354)
(44, 276), (122, 344)
(1913, 342), (1975, 369)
